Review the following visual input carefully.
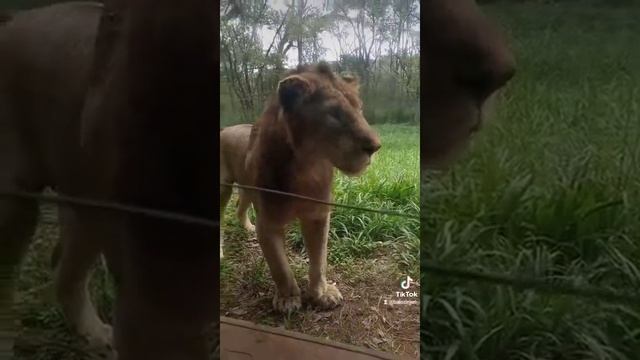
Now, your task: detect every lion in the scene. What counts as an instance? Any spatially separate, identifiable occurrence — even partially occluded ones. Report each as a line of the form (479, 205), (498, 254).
(219, 124), (255, 259)
(422, 0), (516, 168)
(220, 63), (381, 312)
(0, 1), (218, 359)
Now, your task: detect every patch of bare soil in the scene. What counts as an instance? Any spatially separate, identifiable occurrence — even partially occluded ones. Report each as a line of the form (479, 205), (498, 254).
(220, 227), (420, 359)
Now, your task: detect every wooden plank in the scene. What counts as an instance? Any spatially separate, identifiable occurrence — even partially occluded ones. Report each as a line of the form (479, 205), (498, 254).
(220, 316), (398, 360)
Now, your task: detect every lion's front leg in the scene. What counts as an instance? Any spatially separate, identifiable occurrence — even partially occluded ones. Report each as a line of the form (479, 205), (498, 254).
(300, 214), (343, 310)
(54, 208), (114, 357)
(256, 217), (301, 313)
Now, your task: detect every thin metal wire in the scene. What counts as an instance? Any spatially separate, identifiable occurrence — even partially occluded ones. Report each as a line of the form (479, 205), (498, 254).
(220, 182), (420, 220)
(0, 190), (219, 229)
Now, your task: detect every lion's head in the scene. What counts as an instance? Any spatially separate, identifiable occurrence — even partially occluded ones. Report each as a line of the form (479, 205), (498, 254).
(423, 0), (516, 169)
(276, 63), (381, 176)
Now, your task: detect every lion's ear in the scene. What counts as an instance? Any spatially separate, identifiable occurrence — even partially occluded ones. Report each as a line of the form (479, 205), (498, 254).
(278, 75), (313, 112)
(341, 73), (360, 90)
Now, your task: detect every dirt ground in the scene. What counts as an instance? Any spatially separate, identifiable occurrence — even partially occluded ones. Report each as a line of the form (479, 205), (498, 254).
(220, 225), (420, 359)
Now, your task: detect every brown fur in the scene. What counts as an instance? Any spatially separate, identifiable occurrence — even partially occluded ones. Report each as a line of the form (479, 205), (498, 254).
(220, 63), (381, 312)
(0, 1), (218, 359)
(423, 0), (516, 168)
(0, 2), (110, 354)
(83, 0), (218, 358)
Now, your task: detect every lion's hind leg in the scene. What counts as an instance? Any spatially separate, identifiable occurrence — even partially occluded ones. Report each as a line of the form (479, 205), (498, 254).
(236, 188), (255, 233)
(220, 163), (234, 259)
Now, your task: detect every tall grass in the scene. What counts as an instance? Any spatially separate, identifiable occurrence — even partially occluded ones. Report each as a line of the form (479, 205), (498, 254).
(422, 2), (640, 359)
(332, 124), (419, 273)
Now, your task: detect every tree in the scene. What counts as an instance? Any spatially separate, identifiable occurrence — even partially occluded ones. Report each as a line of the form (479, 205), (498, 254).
(289, 0), (332, 65)
(220, 1), (286, 121)
(221, 0), (420, 125)
(332, 0), (391, 88)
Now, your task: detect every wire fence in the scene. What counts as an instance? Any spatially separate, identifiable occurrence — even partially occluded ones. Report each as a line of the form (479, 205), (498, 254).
(1, 183), (639, 307)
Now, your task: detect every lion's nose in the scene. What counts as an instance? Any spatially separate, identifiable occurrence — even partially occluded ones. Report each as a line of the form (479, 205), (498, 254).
(489, 59), (516, 93)
(460, 32), (517, 104)
(362, 139), (381, 155)
(465, 61), (516, 105)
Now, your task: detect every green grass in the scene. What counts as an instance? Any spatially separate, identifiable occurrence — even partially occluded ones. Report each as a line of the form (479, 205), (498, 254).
(331, 124), (419, 271)
(422, 2), (640, 359)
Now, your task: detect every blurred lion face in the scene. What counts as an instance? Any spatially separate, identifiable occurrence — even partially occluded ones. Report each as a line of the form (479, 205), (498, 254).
(423, 0), (516, 169)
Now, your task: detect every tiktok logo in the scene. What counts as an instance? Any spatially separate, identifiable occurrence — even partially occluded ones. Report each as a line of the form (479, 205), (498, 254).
(400, 275), (414, 290)
(387, 275), (419, 305)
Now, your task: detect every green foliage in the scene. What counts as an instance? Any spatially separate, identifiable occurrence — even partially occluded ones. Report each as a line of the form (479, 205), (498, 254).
(422, 2), (640, 359)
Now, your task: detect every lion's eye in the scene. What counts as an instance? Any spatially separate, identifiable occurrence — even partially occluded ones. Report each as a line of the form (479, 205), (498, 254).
(326, 115), (342, 129)
(326, 108), (343, 128)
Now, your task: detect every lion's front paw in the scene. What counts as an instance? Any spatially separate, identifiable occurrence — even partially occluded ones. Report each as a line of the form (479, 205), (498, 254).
(93, 346), (118, 360)
(244, 223), (256, 233)
(309, 282), (343, 310)
(85, 323), (116, 359)
(85, 323), (113, 348)
(272, 292), (302, 314)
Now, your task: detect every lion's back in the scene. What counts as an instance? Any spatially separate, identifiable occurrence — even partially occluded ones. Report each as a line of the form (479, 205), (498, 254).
(220, 123), (253, 183)
(0, 2), (103, 188)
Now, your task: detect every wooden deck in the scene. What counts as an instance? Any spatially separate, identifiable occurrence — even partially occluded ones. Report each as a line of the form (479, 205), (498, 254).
(220, 316), (399, 360)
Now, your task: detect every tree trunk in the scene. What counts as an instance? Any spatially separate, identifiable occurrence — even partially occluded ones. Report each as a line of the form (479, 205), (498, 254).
(297, 0), (304, 65)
